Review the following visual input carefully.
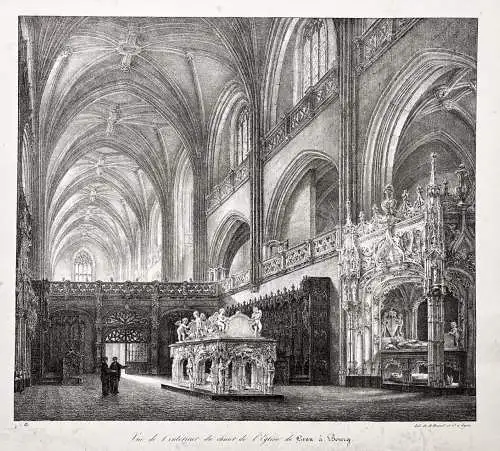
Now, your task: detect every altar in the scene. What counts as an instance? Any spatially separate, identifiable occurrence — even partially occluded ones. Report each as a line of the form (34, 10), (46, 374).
(163, 309), (283, 399)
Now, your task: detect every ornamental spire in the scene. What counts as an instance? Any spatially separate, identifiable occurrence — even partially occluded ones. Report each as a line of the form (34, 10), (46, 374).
(345, 200), (352, 226)
(429, 152), (436, 186)
(427, 153), (440, 198)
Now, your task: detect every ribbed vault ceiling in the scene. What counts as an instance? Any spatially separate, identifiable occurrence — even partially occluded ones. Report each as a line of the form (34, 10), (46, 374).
(21, 16), (273, 278)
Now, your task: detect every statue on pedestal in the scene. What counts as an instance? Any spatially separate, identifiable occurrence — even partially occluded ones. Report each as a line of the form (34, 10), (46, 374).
(216, 308), (228, 332)
(449, 322), (460, 345)
(175, 318), (189, 342)
(251, 306), (263, 337)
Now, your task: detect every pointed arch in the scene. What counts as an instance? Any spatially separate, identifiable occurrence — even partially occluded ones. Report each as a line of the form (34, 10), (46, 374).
(265, 150), (338, 241)
(209, 212), (250, 269)
(361, 49), (476, 210)
(207, 80), (248, 188)
(173, 149), (194, 281)
(262, 18), (337, 130)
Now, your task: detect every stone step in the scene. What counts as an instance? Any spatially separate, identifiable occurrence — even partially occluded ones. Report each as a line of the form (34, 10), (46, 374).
(38, 375), (62, 385)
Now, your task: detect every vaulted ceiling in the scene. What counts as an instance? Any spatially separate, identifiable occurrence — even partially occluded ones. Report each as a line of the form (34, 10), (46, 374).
(393, 66), (476, 198)
(21, 16), (274, 278)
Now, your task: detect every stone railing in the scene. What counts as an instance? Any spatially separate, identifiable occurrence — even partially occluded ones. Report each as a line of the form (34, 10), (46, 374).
(262, 68), (339, 159)
(354, 18), (420, 73)
(47, 280), (220, 299)
(261, 228), (340, 280)
(206, 160), (249, 214)
(219, 269), (251, 293)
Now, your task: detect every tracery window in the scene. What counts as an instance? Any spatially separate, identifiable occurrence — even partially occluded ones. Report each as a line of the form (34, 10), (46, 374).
(74, 250), (93, 282)
(236, 107), (250, 165)
(301, 19), (330, 95)
(103, 311), (150, 343)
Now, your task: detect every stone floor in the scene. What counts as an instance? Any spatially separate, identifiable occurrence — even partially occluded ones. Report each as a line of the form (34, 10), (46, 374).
(14, 374), (476, 421)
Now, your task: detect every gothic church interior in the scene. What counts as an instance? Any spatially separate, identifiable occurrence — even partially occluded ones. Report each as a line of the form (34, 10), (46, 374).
(16, 17), (476, 420)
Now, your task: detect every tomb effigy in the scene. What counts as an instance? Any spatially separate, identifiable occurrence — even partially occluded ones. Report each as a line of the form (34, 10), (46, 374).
(165, 308), (282, 399)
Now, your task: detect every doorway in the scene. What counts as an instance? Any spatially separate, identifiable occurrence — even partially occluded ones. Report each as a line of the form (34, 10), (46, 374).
(104, 342), (149, 374)
(158, 310), (194, 376)
(104, 343), (127, 371)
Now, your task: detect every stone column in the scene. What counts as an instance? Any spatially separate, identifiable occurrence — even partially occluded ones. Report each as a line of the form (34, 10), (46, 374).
(427, 286), (445, 387)
(308, 169), (317, 238)
(347, 312), (355, 374)
(411, 302), (420, 339)
(249, 103), (263, 290)
(193, 161), (208, 281)
(160, 192), (174, 281)
(338, 19), (359, 221)
(425, 153), (445, 387)
(251, 362), (257, 388)
(150, 285), (160, 375)
(465, 283), (475, 388)
(94, 282), (103, 372)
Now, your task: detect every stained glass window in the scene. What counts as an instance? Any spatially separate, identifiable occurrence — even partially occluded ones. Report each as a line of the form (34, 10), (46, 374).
(74, 250), (92, 282)
(302, 19), (330, 96)
(236, 107), (250, 165)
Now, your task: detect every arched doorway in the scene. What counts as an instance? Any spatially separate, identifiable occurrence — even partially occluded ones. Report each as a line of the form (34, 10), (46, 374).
(102, 310), (150, 374)
(45, 309), (94, 375)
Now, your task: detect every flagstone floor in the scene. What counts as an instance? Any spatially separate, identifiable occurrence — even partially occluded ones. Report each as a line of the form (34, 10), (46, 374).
(14, 374), (475, 422)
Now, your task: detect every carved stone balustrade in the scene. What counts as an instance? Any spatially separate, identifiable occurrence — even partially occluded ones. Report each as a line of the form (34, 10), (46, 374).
(262, 68), (339, 159)
(354, 18), (420, 73)
(47, 280), (220, 301)
(219, 270), (251, 293)
(261, 228), (339, 281)
(206, 160), (249, 214)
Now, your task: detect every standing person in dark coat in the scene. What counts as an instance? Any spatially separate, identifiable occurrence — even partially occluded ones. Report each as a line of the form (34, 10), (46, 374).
(100, 357), (110, 396)
(109, 356), (127, 395)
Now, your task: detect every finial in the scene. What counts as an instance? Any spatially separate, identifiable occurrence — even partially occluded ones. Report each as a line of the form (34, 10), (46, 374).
(455, 163), (469, 204)
(442, 179), (449, 197)
(429, 153), (437, 186)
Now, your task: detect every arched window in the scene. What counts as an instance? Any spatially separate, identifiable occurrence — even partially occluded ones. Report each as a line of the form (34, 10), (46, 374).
(293, 19), (337, 103)
(302, 19), (329, 94)
(174, 152), (193, 281)
(74, 250), (93, 282)
(22, 125), (32, 207)
(236, 107), (250, 165)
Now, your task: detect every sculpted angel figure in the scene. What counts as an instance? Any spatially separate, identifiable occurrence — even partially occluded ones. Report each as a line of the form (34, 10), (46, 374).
(192, 311), (202, 338)
(175, 317), (189, 342)
(206, 311), (219, 334)
(216, 308), (227, 332)
(199, 312), (208, 337)
(251, 306), (263, 337)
